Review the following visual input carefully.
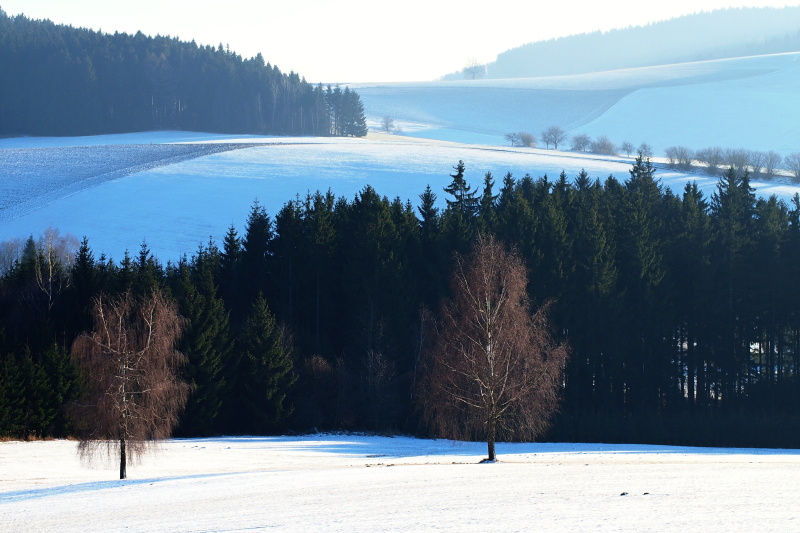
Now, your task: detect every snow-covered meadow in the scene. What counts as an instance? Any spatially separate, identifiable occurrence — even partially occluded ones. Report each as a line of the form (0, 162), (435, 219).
(2, 51), (800, 262)
(2, 132), (799, 263)
(2, 435), (800, 532)
(357, 52), (800, 155)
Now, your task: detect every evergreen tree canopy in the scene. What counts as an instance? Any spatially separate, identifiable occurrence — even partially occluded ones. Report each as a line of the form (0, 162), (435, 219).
(0, 11), (368, 137)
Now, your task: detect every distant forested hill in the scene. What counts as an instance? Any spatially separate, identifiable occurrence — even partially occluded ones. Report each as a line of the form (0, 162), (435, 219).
(445, 7), (800, 80)
(0, 9), (367, 137)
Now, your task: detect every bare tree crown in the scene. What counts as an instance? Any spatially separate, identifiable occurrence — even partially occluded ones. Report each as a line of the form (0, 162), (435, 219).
(419, 235), (568, 460)
(71, 290), (189, 478)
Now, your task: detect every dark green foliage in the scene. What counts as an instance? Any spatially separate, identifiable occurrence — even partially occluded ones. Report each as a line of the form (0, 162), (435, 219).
(0, 344), (79, 438)
(171, 255), (231, 436)
(237, 294), (296, 433)
(0, 12), (367, 137)
(442, 160), (480, 254)
(240, 201), (273, 309)
(5, 159), (800, 446)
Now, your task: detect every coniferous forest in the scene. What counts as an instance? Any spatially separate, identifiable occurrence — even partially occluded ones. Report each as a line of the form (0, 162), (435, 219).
(3, 158), (800, 448)
(0, 10), (367, 137)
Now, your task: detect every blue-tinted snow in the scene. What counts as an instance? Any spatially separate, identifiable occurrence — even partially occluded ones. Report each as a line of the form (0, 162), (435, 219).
(2, 52), (799, 261)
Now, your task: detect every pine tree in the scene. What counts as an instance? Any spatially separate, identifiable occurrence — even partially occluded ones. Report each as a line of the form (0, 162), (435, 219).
(672, 182), (712, 407)
(239, 294), (296, 432)
(418, 185), (445, 308)
(239, 200), (273, 312)
(172, 261), (231, 436)
(614, 156), (670, 412)
(443, 160), (479, 217)
(478, 172), (499, 234)
(710, 167), (757, 406)
(442, 161), (480, 253)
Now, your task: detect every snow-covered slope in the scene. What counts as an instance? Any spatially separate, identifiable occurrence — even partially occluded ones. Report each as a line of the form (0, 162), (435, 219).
(357, 52), (800, 154)
(2, 53), (800, 262)
(2, 129), (800, 263)
(2, 435), (799, 532)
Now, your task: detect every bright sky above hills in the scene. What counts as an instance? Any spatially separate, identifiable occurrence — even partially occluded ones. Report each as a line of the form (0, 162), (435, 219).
(3, 0), (799, 83)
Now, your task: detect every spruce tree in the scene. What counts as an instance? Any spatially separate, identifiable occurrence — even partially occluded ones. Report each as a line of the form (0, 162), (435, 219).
(442, 161), (480, 254)
(478, 172), (499, 234)
(172, 261), (231, 436)
(710, 167), (757, 406)
(240, 200), (273, 312)
(240, 294), (296, 432)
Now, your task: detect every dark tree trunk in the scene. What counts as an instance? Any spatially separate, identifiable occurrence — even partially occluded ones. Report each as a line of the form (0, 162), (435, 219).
(487, 416), (496, 462)
(120, 437), (127, 480)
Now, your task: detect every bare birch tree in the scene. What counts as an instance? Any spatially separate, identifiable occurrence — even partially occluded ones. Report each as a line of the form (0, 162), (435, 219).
(34, 227), (79, 311)
(71, 290), (189, 479)
(419, 234), (568, 461)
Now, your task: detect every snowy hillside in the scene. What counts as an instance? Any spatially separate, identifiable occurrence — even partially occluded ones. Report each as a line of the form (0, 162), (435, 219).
(3, 435), (800, 532)
(2, 126), (800, 262)
(357, 52), (800, 155)
(2, 52), (800, 262)
(466, 7), (800, 79)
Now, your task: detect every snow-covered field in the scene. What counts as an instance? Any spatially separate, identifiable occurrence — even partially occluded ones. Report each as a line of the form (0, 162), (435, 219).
(2, 52), (799, 262)
(2, 131), (799, 263)
(357, 52), (800, 155)
(2, 435), (799, 532)
(2, 51), (799, 262)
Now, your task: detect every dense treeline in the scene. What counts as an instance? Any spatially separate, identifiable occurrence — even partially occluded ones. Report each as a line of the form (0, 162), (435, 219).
(3, 158), (800, 447)
(0, 10), (367, 137)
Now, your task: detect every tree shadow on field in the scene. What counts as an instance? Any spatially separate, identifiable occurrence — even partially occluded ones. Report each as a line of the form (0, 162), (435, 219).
(179, 435), (800, 461)
(0, 472), (233, 503)
(177, 434), (490, 460)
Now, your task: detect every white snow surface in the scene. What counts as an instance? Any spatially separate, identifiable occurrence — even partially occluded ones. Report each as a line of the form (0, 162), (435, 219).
(2, 52), (800, 262)
(357, 52), (800, 154)
(2, 132), (799, 263)
(2, 435), (799, 532)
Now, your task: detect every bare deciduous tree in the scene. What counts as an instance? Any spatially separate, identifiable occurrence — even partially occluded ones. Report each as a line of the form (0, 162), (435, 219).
(517, 132), (536, 147)
(34, 227), (79, 311)
(71, 290), (189, 479)
(695, 146), (725, 175)
(785, 152), (800, 182)
(637, 142), (653, 158)
(419, 235), (568, 462)
(541, 125), (567, 150)
(764, 151), (783, 179)
(725, 148), (751, 177)
(665, 145), (694, 170)
(591, 135), (616, 156)
(380, 116), (395, 134)
(571, 134), (591, 152)
(505, 132), (535, 147)
(748, 150), (766, 177)
(0, 237), (24, 276)
(620, 141), (634, 157)
(463, 57), (486, 80)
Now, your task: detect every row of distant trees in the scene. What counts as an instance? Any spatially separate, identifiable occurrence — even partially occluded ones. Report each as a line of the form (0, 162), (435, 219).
(5, 158), (800, 448)
(0, 10), (367, 137)
(505, 125), (800, 180)
(665, 146), (800, 180)
(505, 126), (643, 155)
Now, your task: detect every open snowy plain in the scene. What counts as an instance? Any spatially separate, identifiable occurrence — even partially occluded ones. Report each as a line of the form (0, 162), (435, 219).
(2, 434), (800, 532)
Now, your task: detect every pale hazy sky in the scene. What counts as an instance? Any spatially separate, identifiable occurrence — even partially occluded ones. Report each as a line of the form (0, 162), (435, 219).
(3, 0), (798, 83)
